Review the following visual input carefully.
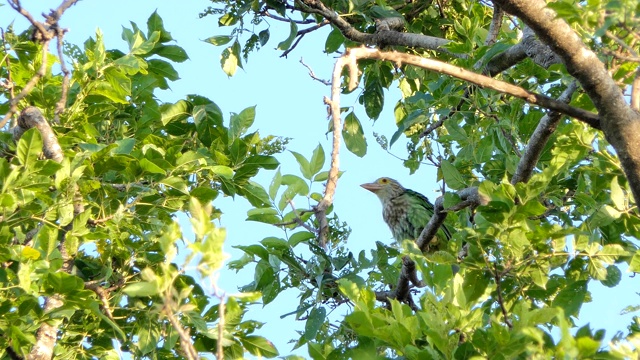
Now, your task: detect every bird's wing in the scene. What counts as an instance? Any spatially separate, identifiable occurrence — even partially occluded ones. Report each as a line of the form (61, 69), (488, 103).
(405, 189), (452, 241)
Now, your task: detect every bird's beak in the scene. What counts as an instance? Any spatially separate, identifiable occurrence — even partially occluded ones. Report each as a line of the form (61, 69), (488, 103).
(360, 182), (382, 193)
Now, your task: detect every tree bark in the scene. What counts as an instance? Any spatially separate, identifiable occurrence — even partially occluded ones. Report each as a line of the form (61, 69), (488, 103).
(495, 0), (640, 203)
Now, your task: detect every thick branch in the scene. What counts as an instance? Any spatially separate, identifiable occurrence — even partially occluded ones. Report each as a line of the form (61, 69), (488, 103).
(295, 0), (451, 54)
(13, 107), (63, 162)
(494, 0), (640, 205)
(315, 53), (358, 246)
(346, 47), (600, 128)
(511, 82), (578, 185)
(416, 187), (488, 252)
(374, 256), (422, 311)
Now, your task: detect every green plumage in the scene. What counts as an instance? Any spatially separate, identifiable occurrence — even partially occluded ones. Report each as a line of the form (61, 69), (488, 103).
(361, 177), (451, 246)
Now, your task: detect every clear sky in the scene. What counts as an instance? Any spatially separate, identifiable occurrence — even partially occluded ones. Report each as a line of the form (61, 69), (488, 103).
(1, 1), (636, 357)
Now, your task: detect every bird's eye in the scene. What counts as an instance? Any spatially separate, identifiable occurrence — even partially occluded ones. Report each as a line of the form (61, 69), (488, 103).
(380, 178), (388, 183)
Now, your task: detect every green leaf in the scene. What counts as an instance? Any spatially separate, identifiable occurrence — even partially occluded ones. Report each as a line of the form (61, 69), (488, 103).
(277, 21), (298, 51)
(289, 231), (315, 246)
(244, 155), (280, 170)
(630, 250), (640, 272)
(147, 10), (172, 42)
(258, 29), (270, 46)
(112, 138), (136, 155)
(610, 176), (625, 210)
(269, 168), (282, 200)
(441, 159), (466, 190)
(290, 151), (312, 180)
(220, 41), (242, 76)
(205, 35), (233, 46)
(303, 307), (326, 341)
(343, 112), (367, 157)
(588, 205), (621, 229)
(148, 59), (179, 81)
(325, 27), (344, 53)
(238, 181), (271, 207)
(123, 282), (159, 297)
(551, 280), (587, 317)
(16, 128), (43, 168)
(152, 45), (188, 62)
(161, 100), (192, 125)
(241, 335), (279, 358)
(139, 158), (166, 174)
(309, 144), (325, 177)
(601, 266), (621, 288)
(390, 110), (427, 147)
(130, 31), (159, 55)
(230, 105), (256, 141)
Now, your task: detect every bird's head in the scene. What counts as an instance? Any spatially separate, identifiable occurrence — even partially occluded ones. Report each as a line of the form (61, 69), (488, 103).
(360, 177), (406, 202)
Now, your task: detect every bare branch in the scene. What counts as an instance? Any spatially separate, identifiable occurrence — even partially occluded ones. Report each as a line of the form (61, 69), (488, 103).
(54, 29), (70, 123)
(163, 302), (200, 360)
(7, 0), (53, 41)
(281, 20), (330, 58)
(633, 67), (640, 111)
(294, 0), (452, 54)
(485, 26), (561, 76)
(374, 256), (422, 311)
(493, 264), (513, 329)
(511, 82), (578, 185)
(416, 187), (488, 252)
(1, 39), (50, 126)
(13, 107), (63, 162)
(486, 4), (504, 47)
(314, 52), (359, 246)
(300, 58), (331, 86)
(346, 47), (600, 128)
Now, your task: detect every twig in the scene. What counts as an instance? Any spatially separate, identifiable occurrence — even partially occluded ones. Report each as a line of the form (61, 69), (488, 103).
(493, 263), (513, 329)
(485, 4), (504, 47)
(280, 20), (329, 58)
(7, 0), (52, 41)
(217, 298), (225, 360)
(300, 58), (331, 85)
(84, 281), (116, 321)
(163, 302), (200, 360)
(54, 28), (70, 123)
(1, 39), (50, 126)
(275, 200), (318, 233)
(261, 10), (316, 24)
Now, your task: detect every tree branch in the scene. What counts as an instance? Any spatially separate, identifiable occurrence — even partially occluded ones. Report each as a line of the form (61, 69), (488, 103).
(511, 81), (578, 185)
(374, 256), (423, 311)
(294, 0), (452, 54)
(314, 52), (358, 246)
(346, 47), (600, 128)
(493, 0), (640, 206)
(493, 263), (513, 329)
(416, 187), (489, 253)
(13, 107), (63, 162)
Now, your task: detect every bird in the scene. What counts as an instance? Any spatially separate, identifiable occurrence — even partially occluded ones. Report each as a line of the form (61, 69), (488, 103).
(361, 177), (452, 249)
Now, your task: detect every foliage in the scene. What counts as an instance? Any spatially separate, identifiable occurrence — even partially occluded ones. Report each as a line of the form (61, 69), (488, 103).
(3, 0), (640, 359)
(200, 0), (640, 358)
(0, 11), (281, 359)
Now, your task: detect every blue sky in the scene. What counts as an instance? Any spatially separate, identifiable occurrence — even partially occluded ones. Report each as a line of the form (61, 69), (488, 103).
(1, 1), (636, 357)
